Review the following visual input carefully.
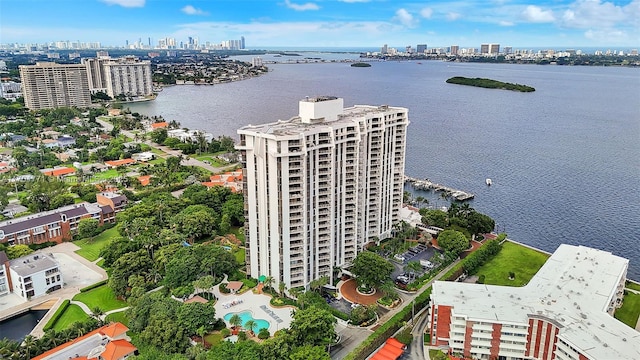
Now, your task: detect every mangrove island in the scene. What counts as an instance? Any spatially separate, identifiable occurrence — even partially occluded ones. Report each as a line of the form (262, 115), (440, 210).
(446, 76), (535, 92)
(351, 62), (372, 67)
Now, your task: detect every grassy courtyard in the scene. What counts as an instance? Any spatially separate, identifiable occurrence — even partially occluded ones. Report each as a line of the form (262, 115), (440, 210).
(614, 291), (640, 328)
(73, 227), (119, 261)
(626, 281), (640, 292)
(475, 241), (549, 287)
(72, 285), (127, 312)
(52, 304), (90, 331)
(105, 311), (129, 327)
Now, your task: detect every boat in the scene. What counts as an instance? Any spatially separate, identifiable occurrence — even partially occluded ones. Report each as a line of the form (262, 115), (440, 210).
(486, 178), (492, 186)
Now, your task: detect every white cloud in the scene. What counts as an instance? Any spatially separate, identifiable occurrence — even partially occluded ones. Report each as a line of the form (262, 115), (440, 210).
(420, 7), (433, 19)
(181, 5), (208, 16)
(521, 5), (555, 22)
(394, 8), (417, 27)
(584, 28), (631, 44)
(499, 21), (514, 26)
(562, 0), (634, 29)
(100, 0), (145, 7)
(446, 12), (461, 21)
(284, 0), (320, 11)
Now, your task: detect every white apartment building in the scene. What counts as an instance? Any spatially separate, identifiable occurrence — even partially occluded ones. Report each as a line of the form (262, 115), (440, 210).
(237, 96), (409, 289)
(429, 244), (637, 360)
(0, 251), (9, 296)
(83, 56), (153, 99)
(19, 62), (91, 110)
(9, 253), (62, 300)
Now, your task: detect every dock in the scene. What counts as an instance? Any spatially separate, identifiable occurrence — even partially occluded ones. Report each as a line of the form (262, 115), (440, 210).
(405, 175), (475, 201)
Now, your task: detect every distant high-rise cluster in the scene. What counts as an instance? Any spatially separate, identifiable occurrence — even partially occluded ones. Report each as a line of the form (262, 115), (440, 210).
(19, 52), (153, 110)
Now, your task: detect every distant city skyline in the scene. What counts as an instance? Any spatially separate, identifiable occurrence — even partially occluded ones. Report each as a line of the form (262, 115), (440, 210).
(1, 0), (638, 48)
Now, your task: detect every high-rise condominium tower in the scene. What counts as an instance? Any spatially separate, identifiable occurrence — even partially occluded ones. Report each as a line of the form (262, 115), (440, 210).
(237, 96), (409, 289)
(82, 56), (152, 99)
(19, 62), (91, 110)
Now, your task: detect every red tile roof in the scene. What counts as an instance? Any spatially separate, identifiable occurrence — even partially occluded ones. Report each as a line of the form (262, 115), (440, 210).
(105, 158), (136, 167)
(226, 281), (243, 291)
(100, 322), (129, 338)
(101, 339), (137, 360)
(150, 122), (168, 129)
(138, 175), (151, 186)
(42, 167), (76, 177)
(185, 295), (208, 304)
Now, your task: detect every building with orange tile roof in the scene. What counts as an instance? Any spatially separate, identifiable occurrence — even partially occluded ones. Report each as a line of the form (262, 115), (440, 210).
(33, 322), (136, 360)
(40, 166), (76, 177)
(202, 169), (243, 192)
(137, 175), (151, 186)
(149, 121), (168, 129)
(104, 158), (136, 168)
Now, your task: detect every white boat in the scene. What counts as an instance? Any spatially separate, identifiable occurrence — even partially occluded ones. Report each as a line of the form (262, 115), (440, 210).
(486, 178), (492, 186)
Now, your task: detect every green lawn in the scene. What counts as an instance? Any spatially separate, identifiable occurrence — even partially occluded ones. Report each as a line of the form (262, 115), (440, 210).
(193, 155), (226, 167)
(150, 148), (165, 155)
(204, 332), (224, 346)
(72, 285), (127, 312)
(230, 227), (245, 245)
(626, 281), (640, 292)
(52, 304), (90, 331)
(105, 311), (129, 326)
(89, 169), (121, 181)
(615, 292), (640, 328)
(475, 241), (549, 287)
(73, 227), (119, 261)
(233, 248), (246, 265)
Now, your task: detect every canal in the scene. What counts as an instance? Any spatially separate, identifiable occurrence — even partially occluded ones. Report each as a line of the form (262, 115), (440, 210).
(0, 310), (48, 342)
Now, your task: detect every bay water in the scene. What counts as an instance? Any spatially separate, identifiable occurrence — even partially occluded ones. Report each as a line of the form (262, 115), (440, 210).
(129, 60), (640, 280)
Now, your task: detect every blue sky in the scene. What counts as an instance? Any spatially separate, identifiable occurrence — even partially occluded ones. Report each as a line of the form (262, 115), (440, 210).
(1, 0), (638, 48)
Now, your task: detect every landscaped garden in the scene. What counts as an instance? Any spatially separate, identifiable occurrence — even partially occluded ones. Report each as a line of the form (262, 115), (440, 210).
(474, 241), (549, 287)
(614, 291), (640, 328)
(73, 226), (119, 261)
(105, 311), (129, 326)
(72, 285), (127, 312)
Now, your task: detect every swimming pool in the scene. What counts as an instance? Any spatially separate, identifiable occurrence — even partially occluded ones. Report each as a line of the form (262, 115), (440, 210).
(223, 310), (270, 331)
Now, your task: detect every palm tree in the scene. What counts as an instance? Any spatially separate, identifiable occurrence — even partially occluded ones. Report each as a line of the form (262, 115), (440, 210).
(229, 313), (242, 330)
(263, 276), (274, 291)
(244, 319), (257, 336)
(22, 335), (37, 360)
(196, 325), (208, 346)
(404, 261), (422, 281)
(379, 281), (399, 301)
(91, 306), (104, 323)
(279, 282), (287, 298)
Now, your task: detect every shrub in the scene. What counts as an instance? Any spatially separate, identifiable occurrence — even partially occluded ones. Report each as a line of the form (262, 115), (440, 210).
(220, 328), (231, 338)
(509, 272), (516, 280)
(172, 284), (194, 298)
(258, 328), (270, 340)
(79, 280), (108, 293)
(477, 275), (486, 284)
(219, 283), (230, 294)
(241, 277), (258, 289)
(396, 327), (413, 345)
(237, 331), (247, 341)
(43, 300), (70, 331)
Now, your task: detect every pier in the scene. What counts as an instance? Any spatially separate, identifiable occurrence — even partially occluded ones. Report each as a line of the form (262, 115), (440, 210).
(405, 175), (475, 201)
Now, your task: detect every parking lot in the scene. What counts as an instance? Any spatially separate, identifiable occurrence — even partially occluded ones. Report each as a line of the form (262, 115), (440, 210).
(390, 245), (440, 284)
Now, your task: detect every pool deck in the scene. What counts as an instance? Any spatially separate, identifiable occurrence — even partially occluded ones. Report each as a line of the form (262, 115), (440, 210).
(212, 282), (294, 334)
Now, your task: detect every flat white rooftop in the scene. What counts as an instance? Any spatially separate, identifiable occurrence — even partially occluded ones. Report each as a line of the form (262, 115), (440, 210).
(432, 244), (640, 360)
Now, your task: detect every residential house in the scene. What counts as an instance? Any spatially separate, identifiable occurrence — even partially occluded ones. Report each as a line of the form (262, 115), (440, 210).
(56, 135), (76, 147)
(104, 158), (136, 168)
(131, 151), (154, 162)
(148, 121), (168, 131)
(33, 322), (137, 360)
(40, 166), (76, 178)
(202, 170), (243, 193)
(8, 253), (62, 300)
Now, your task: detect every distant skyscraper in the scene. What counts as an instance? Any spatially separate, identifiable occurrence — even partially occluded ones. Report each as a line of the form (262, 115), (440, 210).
(237, 96), (409, 289)
(416, 44), (427, 53)
(19, 62), (91, 110)
(381, 44), (388, 54)
(241, 36), (245, 50)
(480, 44), (490, 54)
(450, 45), (459, 55)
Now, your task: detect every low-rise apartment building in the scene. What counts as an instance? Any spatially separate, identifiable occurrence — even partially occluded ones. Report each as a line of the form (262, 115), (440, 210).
(8, 253), (62, 300)
(429, 244), (639, 360)
(0, 193), (126, 246)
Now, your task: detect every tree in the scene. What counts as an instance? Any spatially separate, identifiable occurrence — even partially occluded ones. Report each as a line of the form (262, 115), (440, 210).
(420, 209), (448, 228)
(289, 345), (331, 360)
(309, 275), (329, 293)
(467, 211), (495, 235)
(108, 249), (153, 298)
(289, 306), (337, 347)
(244, 319), (257, 336)
(177, 302), (216, 335)
(350, 251), (394, 291)
(380, 280), (399, 301)
(170, 204), (218, 241)
(6, 244), (34, 259)
(196, 325), (207, 346)
(404, 260), (423, 281)
(229, 313), (242, 329)
(193, 275), (216, 299)
(437, 229), (469, 256)
(279, 282), (287, 297)
(77, 218), (100, 240)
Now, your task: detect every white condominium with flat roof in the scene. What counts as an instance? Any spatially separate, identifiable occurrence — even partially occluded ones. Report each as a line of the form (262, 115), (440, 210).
(237, 96), (409, 289)
(83, 55), (152, 99)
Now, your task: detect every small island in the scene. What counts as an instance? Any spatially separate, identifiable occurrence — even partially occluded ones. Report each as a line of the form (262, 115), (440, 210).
(446, 76), (535, 92)
(351, 62), (372, 67)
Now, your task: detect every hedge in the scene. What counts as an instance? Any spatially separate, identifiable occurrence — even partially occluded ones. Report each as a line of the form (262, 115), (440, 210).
(329, 307), (350, 321)
(343, 287), (432, 360)
(79, 279), (108, 293)
(43, 300), (70, 331)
